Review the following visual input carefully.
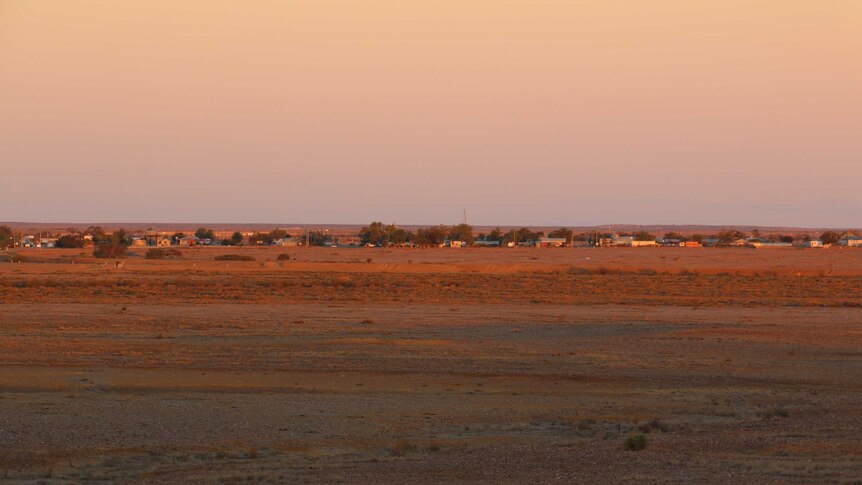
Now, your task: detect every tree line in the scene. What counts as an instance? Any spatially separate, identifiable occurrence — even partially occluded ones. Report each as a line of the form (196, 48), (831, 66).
(1, 223), (859, 254)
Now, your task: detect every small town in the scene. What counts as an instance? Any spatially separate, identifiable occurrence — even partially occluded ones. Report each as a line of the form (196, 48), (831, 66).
(4, 1), (862, 482)
(2, 223), (861, 254)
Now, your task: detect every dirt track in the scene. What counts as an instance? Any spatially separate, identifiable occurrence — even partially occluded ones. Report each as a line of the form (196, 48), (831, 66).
(1, 248), (861, 483)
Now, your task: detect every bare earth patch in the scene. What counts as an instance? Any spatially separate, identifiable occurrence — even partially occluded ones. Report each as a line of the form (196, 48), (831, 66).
(0, 248), (860, 483)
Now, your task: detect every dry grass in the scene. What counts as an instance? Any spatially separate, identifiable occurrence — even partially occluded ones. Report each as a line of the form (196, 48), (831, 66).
(1, 248), (861, 482)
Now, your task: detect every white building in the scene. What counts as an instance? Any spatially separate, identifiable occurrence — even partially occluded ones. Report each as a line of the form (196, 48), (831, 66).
(839, 235), (862, 247)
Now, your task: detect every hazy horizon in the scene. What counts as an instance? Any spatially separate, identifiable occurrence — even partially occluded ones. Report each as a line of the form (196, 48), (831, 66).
(2, 1), (860, 227)
(1, 220), (856, 234)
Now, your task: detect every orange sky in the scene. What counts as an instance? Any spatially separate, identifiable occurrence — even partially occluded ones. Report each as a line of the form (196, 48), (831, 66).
(1, 1), (860, 226)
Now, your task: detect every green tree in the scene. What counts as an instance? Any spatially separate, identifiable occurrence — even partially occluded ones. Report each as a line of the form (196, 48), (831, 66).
(634, 231), (655, 242)
(85, 226), (107, 244)
(221, 231), (244, 246)
(448, 224), (474, 245)
(414, 225), (448, 246)
(195, 227), (215, 240)
(718, 230), (746, 244)
(503, 228), (543, 245)
(388, 227), (412, 245)
(249, 232), (274, 245)
(307, 230), (333, 246)
(548, 228), (574, 245)
(820, 231), (840, 245)
(93, 233), (128, 258)
(269, 229), (288, 241)
(486, 228), (504, 242)
(56, 234), (84, 248)
(359, 222), (387, 246)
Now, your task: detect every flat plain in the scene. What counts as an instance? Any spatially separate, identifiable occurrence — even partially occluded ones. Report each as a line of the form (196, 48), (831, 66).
(1, 247), (861, 483)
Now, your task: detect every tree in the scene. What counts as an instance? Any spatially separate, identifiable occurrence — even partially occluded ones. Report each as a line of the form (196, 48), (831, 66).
(634, 231), (655, 242)
(113, 228), (130, 245)
(503, 228), (543, 246)
(222, 231), (244, 246)
(548, 228), (574, 245)
(718, 230), (746, 244)
(307, 230), (333, 246)
(195, 227), (215, 240)
(0, 225), (13, 250)
(486, 228), (504, 242)
(820, 231), (840, 245)
(269, 229), (288, 241)
(248, 232), (273, 245)
(85, 226), (107, 244)
(56, 234), (84, 248)
(93, 233), (128, 258)
(388, 227), (412, 246)
(359, 222), (387, 246)
(448, 224), (474, 245)
(414, 225), (448, 246)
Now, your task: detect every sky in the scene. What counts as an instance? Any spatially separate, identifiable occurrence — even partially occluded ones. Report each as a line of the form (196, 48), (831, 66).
(1, 1), (860, 227)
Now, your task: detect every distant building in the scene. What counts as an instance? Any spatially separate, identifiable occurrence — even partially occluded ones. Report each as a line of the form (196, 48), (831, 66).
(273, 237), (300, 247)
(598, 237), (615, 247)
(614, 236), (635, 247)
(748, 241), (793, 249)
(444, 240), (466, 248)
(474, 240), (501, 247)
(838, 235), (862, 247)
(631, 240), (657, 247)
(20, 236), (36, 248)
(797, 240), (824, 248)
(535, 237), (567, 248)
(178, 236), (199, 246)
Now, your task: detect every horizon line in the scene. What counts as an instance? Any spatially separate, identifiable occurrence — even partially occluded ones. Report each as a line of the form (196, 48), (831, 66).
(1, 221), (859, 232)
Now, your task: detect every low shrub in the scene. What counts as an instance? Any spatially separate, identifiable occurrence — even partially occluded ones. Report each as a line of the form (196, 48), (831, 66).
(0, 253), (25, 263)
(93, 241), (127, 259)
(758, 406), (789, 419)
(276, 254), (291, 261)
(145, 249), (166, 260)
(146, 248), (182, 259)
(624, 433), (647, 451)
(215, 254), (256, 262)
(637, 419), (669, 433)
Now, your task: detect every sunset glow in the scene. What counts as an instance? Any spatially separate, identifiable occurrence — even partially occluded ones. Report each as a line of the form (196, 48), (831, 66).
(2, 1), (860, 225)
